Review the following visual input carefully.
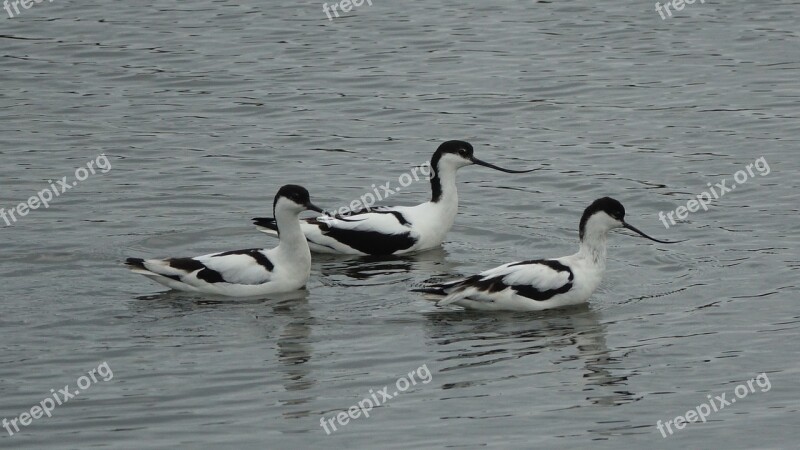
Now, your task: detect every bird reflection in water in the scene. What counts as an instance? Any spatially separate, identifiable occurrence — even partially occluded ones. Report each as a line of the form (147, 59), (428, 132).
(424, 305), (639, 407)
(317, 247), (450, 285)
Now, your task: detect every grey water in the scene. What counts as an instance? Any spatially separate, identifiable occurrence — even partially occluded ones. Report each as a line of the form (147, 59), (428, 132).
(1, 0), (799, 448)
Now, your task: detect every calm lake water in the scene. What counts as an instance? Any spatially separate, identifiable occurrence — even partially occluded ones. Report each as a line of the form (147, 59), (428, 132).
(1, 0), (799, 448)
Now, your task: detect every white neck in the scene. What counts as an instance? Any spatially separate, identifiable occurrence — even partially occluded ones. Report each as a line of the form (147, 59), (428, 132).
(577, 229), (609, 269)
(428, 164), (459, 227)
(436, 163), (458, 201)
(274, 209), (310, 261)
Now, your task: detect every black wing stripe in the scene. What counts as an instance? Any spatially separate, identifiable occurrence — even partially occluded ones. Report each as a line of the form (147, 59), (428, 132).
(457, 260), (574, 301)
(510, 259), (574, 301)
(513, 280), (573, 301)
(384, 211), (410, 226)
(165, 257), (226, 284)
(320, 209), (410, 227)
(508, 259), (572, 272)
(321, 228), (416, 255)
(196, 267), (226, 283)
(167, 258), (205, 273)
(169, 251), (275, 285)
(215, 249), (275, 272)
(451, 275), (509, 296)
(253, 208), (414, 255)
(312, 210), (414, 255)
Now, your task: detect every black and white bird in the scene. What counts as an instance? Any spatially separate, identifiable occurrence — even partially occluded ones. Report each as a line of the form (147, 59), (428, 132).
(414, 197), (681, 311)
(253, 141), (535, 256)
(125, 185), (324, 297)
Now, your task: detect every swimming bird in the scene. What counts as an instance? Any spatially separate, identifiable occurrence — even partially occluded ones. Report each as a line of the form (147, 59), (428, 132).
(125, 185), (324, 297)
(414, 197), (682, 311)
(252, 140), (535, 255)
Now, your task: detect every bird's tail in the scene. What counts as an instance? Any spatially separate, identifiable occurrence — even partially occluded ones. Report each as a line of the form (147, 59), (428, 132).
(252, 217), (279, 236)
(412, 277), (473, 304)
(410, 285), (449, 296)
(125, 257), (147, 270)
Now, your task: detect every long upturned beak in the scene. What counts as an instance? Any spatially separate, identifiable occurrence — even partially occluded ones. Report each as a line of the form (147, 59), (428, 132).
(305, 202), (324, 214)
(471, 157), (538, 174)
(623, 222), (685, 244)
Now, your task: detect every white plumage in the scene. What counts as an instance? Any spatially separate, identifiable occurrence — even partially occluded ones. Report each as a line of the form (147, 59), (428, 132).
(126, 185), (324, 297)
(253, 140), (535, 256)
(415, 197), (681, 311)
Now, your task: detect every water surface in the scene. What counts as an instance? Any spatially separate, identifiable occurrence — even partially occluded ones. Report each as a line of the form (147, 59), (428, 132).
(1, 0), (798, 448)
